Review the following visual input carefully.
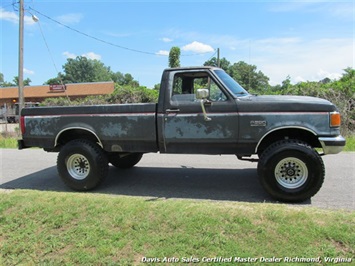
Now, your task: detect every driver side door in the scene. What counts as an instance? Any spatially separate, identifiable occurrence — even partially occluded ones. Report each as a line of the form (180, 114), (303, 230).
(161, 70), (239, 154)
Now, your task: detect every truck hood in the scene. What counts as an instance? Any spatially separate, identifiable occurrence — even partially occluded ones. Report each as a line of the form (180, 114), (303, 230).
(237, 95), (337, 113)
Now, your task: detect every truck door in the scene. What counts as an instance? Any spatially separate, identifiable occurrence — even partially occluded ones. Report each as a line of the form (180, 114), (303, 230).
(160, 70), (239, 154)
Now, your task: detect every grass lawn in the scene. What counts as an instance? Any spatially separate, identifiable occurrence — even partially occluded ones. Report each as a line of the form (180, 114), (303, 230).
(343, 135), (355, 151)
(0, 136), (18, 149)
(0, 190), (354, 265)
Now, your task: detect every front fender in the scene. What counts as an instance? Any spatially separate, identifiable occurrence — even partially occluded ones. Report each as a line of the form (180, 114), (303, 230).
(255, 126), (318, 153)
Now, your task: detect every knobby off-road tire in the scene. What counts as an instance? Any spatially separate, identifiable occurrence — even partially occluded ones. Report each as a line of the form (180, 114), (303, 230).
(109, 153), (143, 169)
(257, 140), (325, 202)
(57, 139), (109, 191)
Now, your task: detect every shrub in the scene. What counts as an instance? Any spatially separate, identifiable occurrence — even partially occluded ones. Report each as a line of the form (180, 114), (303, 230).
(41, 84), (159, 107)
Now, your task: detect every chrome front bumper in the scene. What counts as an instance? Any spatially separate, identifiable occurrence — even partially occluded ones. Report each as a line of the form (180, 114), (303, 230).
(319, 136), (346, 154)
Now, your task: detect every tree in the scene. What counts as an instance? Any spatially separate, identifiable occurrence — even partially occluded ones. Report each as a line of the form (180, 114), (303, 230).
(169, 47), (181, 68)
(0, 73), (31, 87)
(45, 75), (65, 85)
(63, 56), (112, 83)
(203, 59), (270, 92)
(111, 71), (125, 85)
(13, 76), (31, 86)
(281, 75), (292, 90)
(204, 57), (231, 71)
(111, 71), (139, 87)
(339, 67), (355, 84)
(46, 56), (113, 84)
(227, 61), (269, 91)
(0, 73), (14, 87)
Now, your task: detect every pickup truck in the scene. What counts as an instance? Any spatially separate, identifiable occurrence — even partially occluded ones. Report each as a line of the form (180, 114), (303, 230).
(18, 66), (346, 202)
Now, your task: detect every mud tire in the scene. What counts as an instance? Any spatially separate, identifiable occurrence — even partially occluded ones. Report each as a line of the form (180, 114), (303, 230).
(257, 140), (325, 202)
(57, 139), (108, 191)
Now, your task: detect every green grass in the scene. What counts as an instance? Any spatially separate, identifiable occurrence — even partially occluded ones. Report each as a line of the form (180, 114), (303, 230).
(343, 135), (355, 151)
(0, 190), (354, 265)
(0, 136), (18, 148)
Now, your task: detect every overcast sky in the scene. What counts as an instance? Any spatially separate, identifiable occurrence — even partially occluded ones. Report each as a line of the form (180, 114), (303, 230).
(1, 0), (353, 87)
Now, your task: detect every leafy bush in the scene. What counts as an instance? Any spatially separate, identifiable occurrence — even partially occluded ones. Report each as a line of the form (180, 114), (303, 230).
(41, 97), (72, 107)
(41, 84), (158, 107)
(107, 84), (158, 104)
(251, 68), (355, 136)
(284, 71), (354, 136)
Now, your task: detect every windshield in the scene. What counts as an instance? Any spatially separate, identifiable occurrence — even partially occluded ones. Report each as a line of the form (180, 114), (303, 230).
(213, 69), (249, 97)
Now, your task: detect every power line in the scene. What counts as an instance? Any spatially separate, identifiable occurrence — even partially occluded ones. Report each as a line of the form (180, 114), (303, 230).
(30, 8), (71, 101)
(0, 2), (15, 9)
(206, 49), (218, 63)
(30, 7), (158, 56)
(29, 7), (215, 57)
(36, 20), (61, 75)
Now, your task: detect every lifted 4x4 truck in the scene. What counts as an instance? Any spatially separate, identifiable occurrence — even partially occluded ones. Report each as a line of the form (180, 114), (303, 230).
(18, 67), (346, 202)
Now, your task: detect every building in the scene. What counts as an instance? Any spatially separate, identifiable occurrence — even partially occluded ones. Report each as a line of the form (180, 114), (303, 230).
(0, 81), (115, 106)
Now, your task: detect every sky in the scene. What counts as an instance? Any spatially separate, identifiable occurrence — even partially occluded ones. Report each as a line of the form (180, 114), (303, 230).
(0, 0), (354, 88)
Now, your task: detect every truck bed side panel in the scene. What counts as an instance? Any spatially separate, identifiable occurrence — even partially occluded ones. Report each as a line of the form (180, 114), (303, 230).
(21, 104), (158, 152)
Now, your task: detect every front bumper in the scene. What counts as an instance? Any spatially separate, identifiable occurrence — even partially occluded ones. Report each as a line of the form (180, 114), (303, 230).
(319, 135), (346, 154)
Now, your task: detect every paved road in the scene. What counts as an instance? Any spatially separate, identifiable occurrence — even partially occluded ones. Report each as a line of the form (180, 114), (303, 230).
(1, 149), (354, 210)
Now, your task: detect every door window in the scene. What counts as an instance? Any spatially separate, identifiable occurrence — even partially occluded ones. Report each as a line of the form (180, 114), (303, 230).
(171, 72), (227, 104)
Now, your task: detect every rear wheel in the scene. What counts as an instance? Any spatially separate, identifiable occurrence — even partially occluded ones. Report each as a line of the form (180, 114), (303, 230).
(257, 140), (325, 202)
(109, 153), (143, 169)
(57, 139), (108, 191)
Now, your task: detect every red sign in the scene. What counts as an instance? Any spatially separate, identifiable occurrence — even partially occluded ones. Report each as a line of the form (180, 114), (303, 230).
(49, 84), (66, 92)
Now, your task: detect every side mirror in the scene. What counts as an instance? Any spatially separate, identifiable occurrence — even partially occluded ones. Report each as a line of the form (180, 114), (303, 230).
(196, 89), (209, 99)
(196, 89), (211, 122)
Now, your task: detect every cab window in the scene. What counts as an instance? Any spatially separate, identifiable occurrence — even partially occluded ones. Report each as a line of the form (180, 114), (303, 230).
(171, 72), (227, 103)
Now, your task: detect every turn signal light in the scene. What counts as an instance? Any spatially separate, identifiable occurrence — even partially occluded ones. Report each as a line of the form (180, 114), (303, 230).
(330, 112), (341, 127)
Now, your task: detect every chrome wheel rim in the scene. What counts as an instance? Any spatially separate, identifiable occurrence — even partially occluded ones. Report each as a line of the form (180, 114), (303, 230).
(66, 154), (90, 180)
(274, 157), (308, 189)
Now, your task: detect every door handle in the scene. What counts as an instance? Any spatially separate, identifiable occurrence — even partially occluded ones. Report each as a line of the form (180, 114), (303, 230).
(166, 109), (180, 113)
(204, 100), (212, 107)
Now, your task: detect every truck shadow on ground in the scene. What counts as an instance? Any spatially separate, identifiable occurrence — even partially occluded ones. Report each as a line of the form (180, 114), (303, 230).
(0, 165), (311, 204)
(101, 166), (273, 203)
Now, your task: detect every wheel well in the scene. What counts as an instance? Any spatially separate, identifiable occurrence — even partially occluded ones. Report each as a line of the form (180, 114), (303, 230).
(55, 128), (102, 148)
(256, 128), (321, 154)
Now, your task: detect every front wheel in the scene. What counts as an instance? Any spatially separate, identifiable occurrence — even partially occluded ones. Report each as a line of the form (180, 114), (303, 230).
(57, 139), (109, 191)
(257, 140), (325, 202)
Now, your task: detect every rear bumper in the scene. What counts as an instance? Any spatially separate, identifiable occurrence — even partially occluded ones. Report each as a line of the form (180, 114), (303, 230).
(319, 135), (346, 154)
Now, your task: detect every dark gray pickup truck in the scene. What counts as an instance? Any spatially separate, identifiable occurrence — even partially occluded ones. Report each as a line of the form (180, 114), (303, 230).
(19, 66), (345, 202)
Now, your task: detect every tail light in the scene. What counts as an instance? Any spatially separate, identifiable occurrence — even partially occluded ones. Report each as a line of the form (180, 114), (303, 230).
(20, 116), (26, 135)
(330, 112), (341, 127)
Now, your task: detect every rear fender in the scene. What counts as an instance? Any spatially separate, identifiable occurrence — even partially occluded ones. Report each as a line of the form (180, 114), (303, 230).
(55, 127), (103, 148)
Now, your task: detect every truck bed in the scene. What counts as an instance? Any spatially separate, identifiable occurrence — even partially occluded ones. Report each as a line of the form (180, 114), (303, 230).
(21, 103), (158, 152)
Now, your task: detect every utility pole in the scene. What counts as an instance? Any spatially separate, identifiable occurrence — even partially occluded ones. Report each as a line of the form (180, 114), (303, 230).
(217, 48), (220, 68)
(18, 0), (25, 112)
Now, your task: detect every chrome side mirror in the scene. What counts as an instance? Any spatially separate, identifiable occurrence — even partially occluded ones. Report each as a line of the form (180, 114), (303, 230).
(196, 89), (209, 99)
(196, 89), (211, 121)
